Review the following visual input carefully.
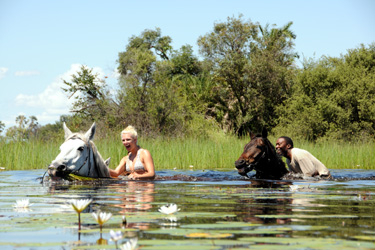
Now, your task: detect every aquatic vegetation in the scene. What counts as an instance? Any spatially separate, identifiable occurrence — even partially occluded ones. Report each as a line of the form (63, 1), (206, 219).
(70, 199), (92, 230)
(289, 185), (299, 192)
(159, 204), (180, 215)
(2, 136), (375, 170)
(120, 238), (138, 250)
(71, 199), (92, 213)
(110, 230), (123, 248)
(13, 199), (32, 209)
(92, 211), (112, 236)
(122, 215), (127, 228)
(2, 169), (375, 249)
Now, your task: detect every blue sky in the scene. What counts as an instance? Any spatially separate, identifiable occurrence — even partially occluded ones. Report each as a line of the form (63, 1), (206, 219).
(1, 0), (374, 133)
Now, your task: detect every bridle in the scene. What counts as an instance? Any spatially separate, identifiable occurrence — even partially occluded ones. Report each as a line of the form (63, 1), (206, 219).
(71, 151), (90, 175)
(52, 137), (93, 177)
(236, 138), (271, 177)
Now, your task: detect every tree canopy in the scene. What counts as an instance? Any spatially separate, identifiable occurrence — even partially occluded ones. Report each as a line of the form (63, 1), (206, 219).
(2, 15), (374, 142)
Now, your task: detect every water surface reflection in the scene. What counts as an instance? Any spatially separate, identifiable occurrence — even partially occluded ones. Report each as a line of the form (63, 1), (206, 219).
(0, 169), (375, 249)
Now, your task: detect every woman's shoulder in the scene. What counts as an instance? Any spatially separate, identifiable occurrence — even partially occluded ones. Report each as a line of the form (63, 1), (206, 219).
(120, 155), (129, 163)
(140, 148), (152, 157)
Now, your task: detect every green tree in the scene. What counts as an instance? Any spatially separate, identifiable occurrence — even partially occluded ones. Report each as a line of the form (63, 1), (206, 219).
(117, 28), (172, 133)
(246, 21), (298, 130)
(0, 121), (5, 134)
(274, 43), (375, 141)
(5, 115), (40, 141)
(198, 15), (297, 135)
(62, 65), (118, 128)
(117, 28), (201, 135)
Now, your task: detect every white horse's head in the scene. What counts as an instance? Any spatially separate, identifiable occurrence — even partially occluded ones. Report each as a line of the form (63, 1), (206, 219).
(48, 122), (110, 179)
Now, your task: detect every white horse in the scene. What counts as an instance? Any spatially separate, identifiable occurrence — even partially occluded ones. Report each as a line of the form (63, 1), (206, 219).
(47, 122), (111, 180)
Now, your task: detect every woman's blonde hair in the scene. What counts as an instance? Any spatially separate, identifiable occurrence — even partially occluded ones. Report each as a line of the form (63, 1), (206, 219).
(121, 125), (138, 139)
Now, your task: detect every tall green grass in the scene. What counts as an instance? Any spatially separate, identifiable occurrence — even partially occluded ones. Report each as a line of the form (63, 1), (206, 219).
(0, 139), (60, 171)
(1, 136), (375, 171)
(98, 135), (246, 171)
(296, 140), (375, 170)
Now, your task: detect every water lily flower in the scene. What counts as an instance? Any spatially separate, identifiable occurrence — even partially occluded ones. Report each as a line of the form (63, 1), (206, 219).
(92, 211), (112, 237)
(110, 230), (123, 248)
(71, 199), (92, 213)
(70, 199), (92, 230)
(158, 203), (180, 215)
(122, 215), (127, 228)
(13, 199), (32, 209)
(92, 211), (112, 225)
(289, 185), (299, 192)
(120, 238), (138, 250)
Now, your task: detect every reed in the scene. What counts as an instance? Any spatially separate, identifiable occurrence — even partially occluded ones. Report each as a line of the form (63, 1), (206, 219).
(98, 135), (245, 171)
(0, 139), (60, 171)
(1, 136), (374, 171)
(297, 140), (375, 170)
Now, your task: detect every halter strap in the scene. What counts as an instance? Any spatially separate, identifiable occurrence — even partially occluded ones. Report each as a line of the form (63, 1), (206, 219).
(70, 138), (92, 176)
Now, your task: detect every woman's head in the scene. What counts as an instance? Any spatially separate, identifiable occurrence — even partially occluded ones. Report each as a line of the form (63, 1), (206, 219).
(121, 126), (138, 151)
(121, 125), (138, 139)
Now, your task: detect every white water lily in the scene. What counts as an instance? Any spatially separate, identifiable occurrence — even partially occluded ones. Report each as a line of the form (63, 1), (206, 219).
(71, 199), (92, 213)
(92, 211), (112, 225)
(158, 203), (180, 215)
(71, 199), (92, 230)
(289, 185), (299, 192)
(13, 199), (32, 208)
(110, 230), (123, 248)
(110, 230), (123, 241)
(92, 211), (112, 237)
(120, 238), (138, 250)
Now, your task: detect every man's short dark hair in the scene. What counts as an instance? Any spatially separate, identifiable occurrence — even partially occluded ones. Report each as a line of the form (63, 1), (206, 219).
(279, 136), (294, 148)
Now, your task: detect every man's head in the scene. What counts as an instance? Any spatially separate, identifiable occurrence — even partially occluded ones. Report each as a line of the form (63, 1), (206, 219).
(275, 136), (293, 158)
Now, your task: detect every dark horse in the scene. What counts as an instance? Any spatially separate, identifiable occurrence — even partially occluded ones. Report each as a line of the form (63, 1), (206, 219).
(235, 128), (288, 180)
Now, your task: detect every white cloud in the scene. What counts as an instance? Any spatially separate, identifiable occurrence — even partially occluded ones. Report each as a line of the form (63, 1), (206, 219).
(14, 64), (105, 125)
(14, 70), (40, 76)
(0, 67), (9, 80)
(111, 68), (121, 79)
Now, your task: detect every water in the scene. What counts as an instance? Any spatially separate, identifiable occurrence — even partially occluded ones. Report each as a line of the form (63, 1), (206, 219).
(0, 169), (375, 249)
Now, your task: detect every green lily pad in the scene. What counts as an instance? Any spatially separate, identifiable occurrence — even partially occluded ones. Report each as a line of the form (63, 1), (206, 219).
(351, 235), (375, 241)
(238, 236), (375, 249)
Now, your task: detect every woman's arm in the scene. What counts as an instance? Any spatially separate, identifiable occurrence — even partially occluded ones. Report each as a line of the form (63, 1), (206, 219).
(109, 156), (128, 178)
(130, 149), (155, 180)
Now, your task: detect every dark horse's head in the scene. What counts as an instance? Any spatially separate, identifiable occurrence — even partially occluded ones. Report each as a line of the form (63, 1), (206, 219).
(235, 128), (288, 180)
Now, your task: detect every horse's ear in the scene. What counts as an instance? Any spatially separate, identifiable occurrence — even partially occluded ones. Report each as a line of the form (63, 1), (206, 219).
(63, 122), (73, 140)
(104, 157), (111, 167)
(85, 122), (96, 141)
(250, 131), (256, 140)
(262, 127), (268, 138)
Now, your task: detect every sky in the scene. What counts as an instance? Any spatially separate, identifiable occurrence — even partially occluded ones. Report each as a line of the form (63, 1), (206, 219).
(1, 0), (374, 133)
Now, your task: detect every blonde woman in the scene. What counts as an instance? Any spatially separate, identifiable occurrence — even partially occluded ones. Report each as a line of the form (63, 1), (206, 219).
(109, 126), (155, 180)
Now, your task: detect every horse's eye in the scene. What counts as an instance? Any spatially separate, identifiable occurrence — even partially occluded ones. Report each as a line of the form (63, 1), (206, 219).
(78, 146), (85, 152)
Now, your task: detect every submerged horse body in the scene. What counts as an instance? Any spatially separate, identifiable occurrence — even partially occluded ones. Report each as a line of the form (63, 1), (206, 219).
(235, 128), (288, 180)
(47, 123), (111, 180)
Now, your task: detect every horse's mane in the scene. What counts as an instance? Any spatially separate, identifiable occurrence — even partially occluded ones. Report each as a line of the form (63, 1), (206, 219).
(65, 133), (88, 143)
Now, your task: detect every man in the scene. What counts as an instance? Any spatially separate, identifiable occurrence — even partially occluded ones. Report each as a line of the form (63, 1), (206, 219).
(275, 136), (331, 178)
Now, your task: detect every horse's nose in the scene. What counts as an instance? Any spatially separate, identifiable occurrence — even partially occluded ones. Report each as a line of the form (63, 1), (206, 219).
(57, 165), (67, 172)
(49, 164), (66, 172)
(235, 160), (246, 169)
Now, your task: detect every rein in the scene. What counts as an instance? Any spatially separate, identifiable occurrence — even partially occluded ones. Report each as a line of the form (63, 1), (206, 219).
(71, 153), (90, 175)
(239, 139), (271, 177)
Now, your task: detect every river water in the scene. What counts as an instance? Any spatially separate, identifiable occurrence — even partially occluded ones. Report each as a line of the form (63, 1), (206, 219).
(0, 169), (375, 249)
